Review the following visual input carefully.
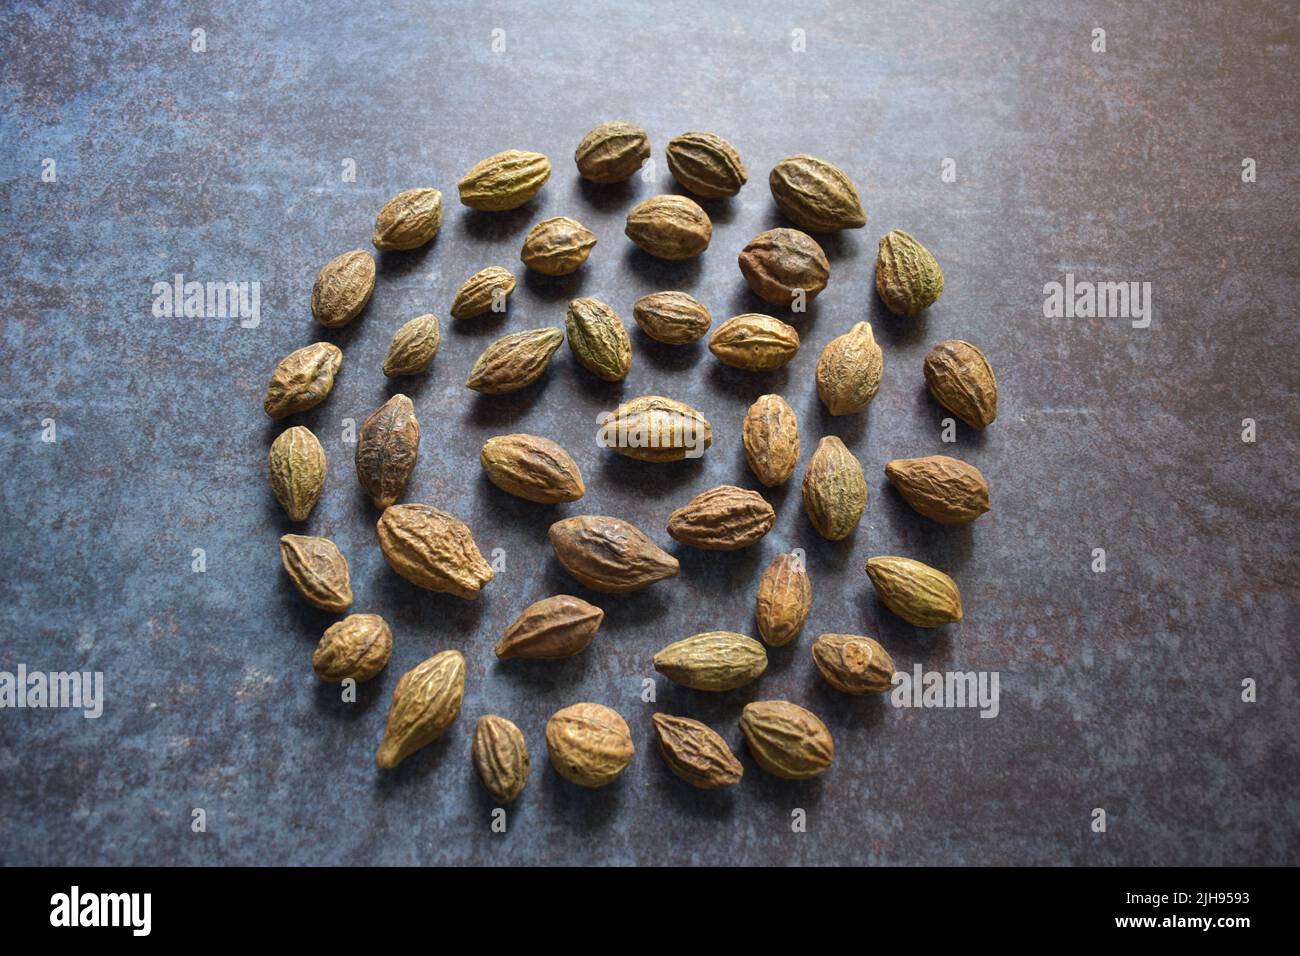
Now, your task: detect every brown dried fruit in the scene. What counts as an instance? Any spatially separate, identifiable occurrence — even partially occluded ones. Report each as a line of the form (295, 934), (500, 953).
(738, 228), (830, 307)
(709, 314), (800, 371)
(520, 217), (597, 275)
(458, 150), (551, 211)
(377, 504), (495, 600)
(884, 455), (990, 524)
(802, 436), (867, 541)
(865, 556), (963, 627)
(812, 633), (895, 695)
(495, 594), (604, 660)
(651, 714), (743, 789)
(466, 327), (564, 394)
(602, 395), (712, 462)
(631, 291), (712, 345)
(875, 229), (943, 316)
(263, 342), (342, 419)
(372, 188), (443, 251)
(565, 298), (632, 382)
(355, 394), (420, 509)
(625, 195), (712, 260)
(548, 515), (679, 593)
(665, 131), (748, 198)
(923, 339), (998, 428)
(545, 703), (634, 788)
(268, 426), (326, 521)
(574, 121), (650, 183)
(451, 266), (517, 320)
(472, 715), (530, 804)
(313, 613), (391, 683)
(816, 321), (884, 415)
(755, 553), (811, 647)
(480, 433), (585, 504)
(376, 650), (465, 769)
(653, 631), (768, 692)
(769, 155), (867, 232)
(279, 533), (352, 612)
(666, 485), (775, 551)
(740, 701), (834, 779)
(311, 250), (375, 328)
(742, 394), (800, 487)
(382, 313), (440, 377)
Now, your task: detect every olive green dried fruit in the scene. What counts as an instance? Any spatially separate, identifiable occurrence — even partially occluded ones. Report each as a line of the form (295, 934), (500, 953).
(816, 321), (883, 415)
(631, 291), (712, 345)
(885, 455), (990, 524)
(923, 339), (998, 428)
(665, 131), (748, 198)
(376, 650), (465, 769)
(372, 188), (443, 251)
(473, 715), (530, 804)
(769, 154), (867, 232)
(740, 700), (834, 779)
(311, 250), (376, 328)
(575, 121), (650, 183)
(864, 556), (963, 627)
(565, 298), (632, 382)
(548, 515), (679, 593)
(875, 229), (943, 316)
(355, 394), (420, 509)
(738, 228), (829, 307)
(376, 504), (495, 600)
(546, 703), (634, 788)
(666, 485), (775, 551)
(382, 313), (440, 377)
(651, 714), (743, 789)
(802, 436), (867, 541)
(653, 631), (768, 692)
(811, 633), (895, 695)
(313, 613), (391, 683)
(709, 314), (800, 371)
(742, 394), (799, 487)
(480, 433), (585, 504)
(625, 195), (712, 260)
(268, 426), (326, 521)
(520, 217), (597, 276)
(451, 266), (517, 320)
(495, 594), (604, 660)
(279, 533), (352, 612)
(458, 150), (551, 211)
(263, 342), (342, 419)
(601, 395), (712, 462)
(466, 328), (564, 394)
(755, 553), (811, 647)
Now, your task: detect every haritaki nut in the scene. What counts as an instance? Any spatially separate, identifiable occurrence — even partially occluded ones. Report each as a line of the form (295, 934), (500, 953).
(565, 298), (632, 382)
(864, 556), (963, 627)
(548, 515), (679, 593)
(458, 150), (551, 211)
(311, 250), (375, 328)
(377, 504), (495, 599)
(755, 553), (812, 647)
(875, 229), (943, 316)
(264, 342), (342, 419)
(923, 339), (998, 428)
(653, 631), (768, 692)
(472, 715), (530, 804)
(816, 321), (883, 415)
(885, 455), (990, 524)
(495, 594), (604, 660)
(451, 266), (517, 320)
(480, 433), (585, 503)
(382, 313), (440, 377)
(355, 394), (420, 509)
(811, 634), (894, 695)
(372, 188), (443, 251)
(625, 195), (712, 260)
(466, 328), (564, 394)
(738, 228), (830, 307)
(769, 155), (867, 232)
(575, 121), (650, 183)
(742, 394), (800, 487)
(546, 703), (634, 788)
(268, 426), (326, 521)
(667, 485), (775, 551)
(520, 217), (597, 276)
(313, 613), (391, 683)
(651, 714), (743, 789)
(802, 436), (867, 541)
(709, 314), (800, 371)
(603, 395), (712, 462)
(632, 291), (712, 344)
(740, 701), (834, 780)
(666, 131), (748, 198)
(279, 533), (352, 612)
(376, 650), (465, 769)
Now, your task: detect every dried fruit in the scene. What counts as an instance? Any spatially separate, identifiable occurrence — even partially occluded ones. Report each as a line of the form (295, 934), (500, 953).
(755, 553), (811, 647)
(263, 342), (342, 419)
(451, 266), (517, 320)
(382, 313), (440, 377)
(372, 188), (443, 251)
(565, 298), (632, 382)
(864, 556), (963, 627)
(923, 339), (998, 428)
(742, 394), (800, 487)
(355, 394), (420, 509)
(653, 631), (768, 691)
(875, 229), (943, 316)
(708, 314), (800, 371)
(466, 327), (564, 394)
(520, 217), (597, 275)
(885, 455), (990, 524)
(313, 613), (392, 683)
(601, 395), (712, 462)
(473, 715), (530, 803)
(666, 485), (775, 551)
(548, 515), (679, 593)
(376, 650), (465, 769)
(631, 291), (712, 345)
(311, 250), (375, 328)
(651, 714), (743, 789)
(816, 321), (883, 415)
(802, 436), (867, 541)
(665, 131), (748, 198)
(279, 533), (352, 612)
(480, 433), (585, 504)
(377, 504), (495, 600)
(625, 195), (712, 260)
(740, 701), (834, 779)
(495, 594), (604, 660)
(458, 150), (551, 211)
(268, 426), (326, 521)
(769, 155), (867, 232)
(545, 703), (634, 788)
(811, 634), (895, 695)
(738, 228), (829, 306)
(575, 121), (650, 183)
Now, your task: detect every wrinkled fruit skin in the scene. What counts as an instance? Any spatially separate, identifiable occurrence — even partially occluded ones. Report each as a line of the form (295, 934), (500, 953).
(651, 714), (743, 789)
(812, 634), (895, 695)
(264, 342), (342, 419)
(625, 195), (712, 260)
(279, 533), (352, 612)
(565, 297), (632, 382)
(355, 394), (420, 509)
(473, 715), (530, 804)
(740, 700), (834, 780)
(480, 433), (585, 504)
(769, 154), (867, 232)
(383, 313), (441, 377)
(875, 229), (943, 316)
(864, 556), (963, 627)
(632, 291), (712, 345)
(885, 455), (990, 524)
(923, 339), (998, 428)
(575, 121), (650, 183)
(376, 650), (465, 769)
(738, 228), (830, 307)
(548, 515), (679, 593)
(458, 150), (551, 211)
(313, 613), (392, 683)
(451, 266), (517, 320)
(377, 504), (495, 600)
(495, 594), (604, 660)
(653, 631), (768, 692)
(546, 703), (634, 788)
(665, 131), (748, 198)
(755, 553), (811, 647)
(709, 314), (800, 371)
(602, 395), (712, 462)
(268, 426), (326, 521)
(742, 394), (800, 487)
(666, 485), (775, 551)
(311, 250), (376, 328)
(802, 436), (867, 541)
(372, 188), (443, 251)
(466, 327), (564, 394)
(520, 217), (597, 275)
(816, 321), (883, 415)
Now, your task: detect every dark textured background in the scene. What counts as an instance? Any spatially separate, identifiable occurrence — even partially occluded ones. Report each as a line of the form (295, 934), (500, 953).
(1, 0), (1297, 866)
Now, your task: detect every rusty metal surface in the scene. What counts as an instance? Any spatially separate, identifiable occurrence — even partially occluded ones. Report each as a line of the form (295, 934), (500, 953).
(1, 0), (1297, 865)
